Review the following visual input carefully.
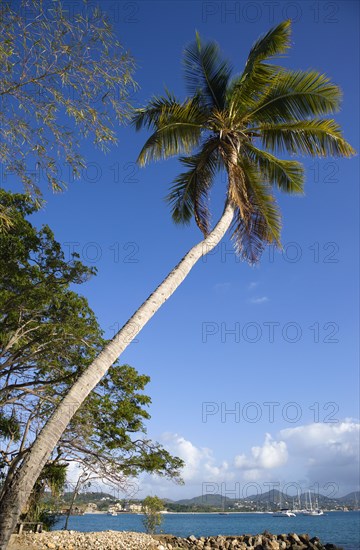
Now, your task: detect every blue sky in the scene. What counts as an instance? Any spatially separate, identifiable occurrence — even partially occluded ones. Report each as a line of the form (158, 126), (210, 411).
(3, 0), (359, 500)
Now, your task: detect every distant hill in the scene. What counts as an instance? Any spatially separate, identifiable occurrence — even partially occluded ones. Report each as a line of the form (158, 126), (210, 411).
(46, 488), (359, 512)
(335, 491), (360, 506)
(175, 494), (226, 507)
(173, 489), (360, 510)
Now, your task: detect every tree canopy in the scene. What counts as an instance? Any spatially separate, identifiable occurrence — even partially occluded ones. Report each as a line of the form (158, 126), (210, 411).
(0, 190), (183, 502)
(0, 0), (136, 226)
(142, 495), (164, 534)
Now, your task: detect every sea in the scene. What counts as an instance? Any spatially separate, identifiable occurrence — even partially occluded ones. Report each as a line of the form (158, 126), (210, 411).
(53, 511), (360, 550)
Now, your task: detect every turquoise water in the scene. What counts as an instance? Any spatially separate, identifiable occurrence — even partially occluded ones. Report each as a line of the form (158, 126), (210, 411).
(53, 511), (360, 549)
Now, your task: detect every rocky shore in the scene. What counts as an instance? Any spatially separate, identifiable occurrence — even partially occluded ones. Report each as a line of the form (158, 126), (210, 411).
(8, 531), (343, 550)
(153, 532), (343, 549)
(8, 531), (158, 550)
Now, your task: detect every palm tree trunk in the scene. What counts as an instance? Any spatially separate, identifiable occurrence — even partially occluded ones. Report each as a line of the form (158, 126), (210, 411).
(0, 201), (235, 550)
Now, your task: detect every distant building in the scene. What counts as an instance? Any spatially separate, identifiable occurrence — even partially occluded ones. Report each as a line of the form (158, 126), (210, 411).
(85, 503), (98, 512)
(129, 503), (142, 513)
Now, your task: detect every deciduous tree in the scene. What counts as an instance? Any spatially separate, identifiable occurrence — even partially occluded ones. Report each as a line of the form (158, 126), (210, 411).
(0, 191), (183, 538)
(142, 495), (164, 534)
(0, 0), (136, 226)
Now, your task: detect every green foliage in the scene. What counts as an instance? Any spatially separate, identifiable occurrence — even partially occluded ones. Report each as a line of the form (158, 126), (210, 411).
(41, 462), (68, 498)
(228, 20), (291, 113)
(166, 136), (220, 235)
(0, 0), (136, 202)
(24, 462), (67, 530)
(142, 495), (164, 534)
(136, 94), (206, 167)
(0, 411), (21, 443)
(0, 190), (102, 416)
(183, 32), (232, 110)
(0, 189), (184, 500)
(65, 363), (184, 483)
(133, 20), (355, 264)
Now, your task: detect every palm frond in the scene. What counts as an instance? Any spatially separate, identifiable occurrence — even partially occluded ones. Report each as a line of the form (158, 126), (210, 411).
(244, 143), (304, 193)
(166, 137), (220, 234)
(183, 32), (232, 110)
(227, 20), (291, 116)
(227, 64), (281, 120)
(241, 159), (282, 247)
(227, 160), (252, 223)
(245, 70), (342, 123)
(254, 119), (356, 157)
(229, 158), (281, 263)
(246, 19), (292, 66)
(135, 97), (207, 166)
(132, 91), (179, 131)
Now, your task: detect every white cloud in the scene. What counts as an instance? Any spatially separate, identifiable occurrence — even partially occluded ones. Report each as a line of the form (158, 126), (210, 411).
(161, 433), (233, 483)
(249, 296), (269, 304)
(280, 421), (359, 456)
(234, 433), (288, 478)
(280, 421), (360, 488)
(65, 461), (84, 484)
(92, 423), (359, 500)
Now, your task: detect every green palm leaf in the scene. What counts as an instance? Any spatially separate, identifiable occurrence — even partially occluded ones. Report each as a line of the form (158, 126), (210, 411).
(183, 32), (232, 110)
(132, 91), (179, 131)
(227, 63), (280, 121)
(230, 159), (281, 263)
(243, 143), (304, 193)
(245, 19), (291, 65)
(228, 20), (291, 117)
(246, 70), (342, 123)
(135, 96), (207, 166)
(254, 119), (356, 157)
(242, 161), (282, 247)
(166, 137), (220, 234)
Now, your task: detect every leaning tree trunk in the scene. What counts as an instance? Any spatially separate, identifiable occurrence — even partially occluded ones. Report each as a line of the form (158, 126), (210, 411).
(0, 201), (235, 550)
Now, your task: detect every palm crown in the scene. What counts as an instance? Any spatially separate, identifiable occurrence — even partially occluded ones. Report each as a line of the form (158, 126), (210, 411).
(133, 20), (354, 263)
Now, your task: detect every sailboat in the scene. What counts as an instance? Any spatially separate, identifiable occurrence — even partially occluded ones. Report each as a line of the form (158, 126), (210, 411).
(302, 492), (324, 516)
(291, 491), (302, 514)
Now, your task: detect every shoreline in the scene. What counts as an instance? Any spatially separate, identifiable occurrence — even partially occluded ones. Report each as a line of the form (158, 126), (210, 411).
(9, 530), (345, 550)
(74, 509), (352, 515)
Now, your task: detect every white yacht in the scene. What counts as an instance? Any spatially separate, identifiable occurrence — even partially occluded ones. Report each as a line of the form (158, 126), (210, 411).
(273, 509), (296, 517)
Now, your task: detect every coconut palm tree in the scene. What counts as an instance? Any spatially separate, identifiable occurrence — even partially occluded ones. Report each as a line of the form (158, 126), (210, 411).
(0, 20), (354, 549)
(134, 20), (353, 261)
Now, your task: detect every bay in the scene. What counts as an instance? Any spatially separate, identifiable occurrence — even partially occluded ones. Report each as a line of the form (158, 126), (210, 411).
(53, 511), (360, 550)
